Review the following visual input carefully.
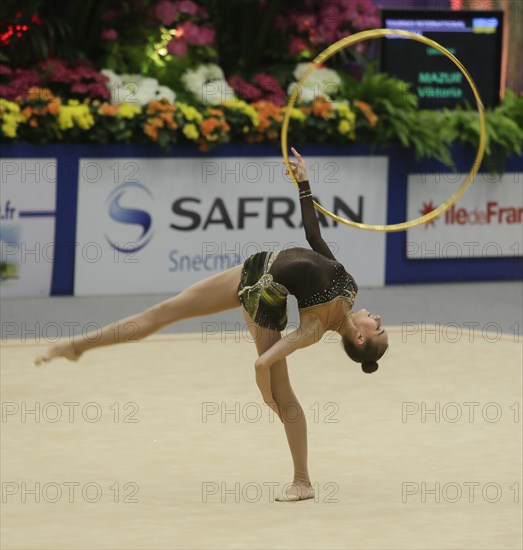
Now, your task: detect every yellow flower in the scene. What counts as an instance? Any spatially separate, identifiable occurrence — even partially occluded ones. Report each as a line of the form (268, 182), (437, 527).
(1, 101), (26, 138)
(223, 99), (259, 127)
(177, 103), (203, 123)
(2, 115), (19, 138)
(0, 99), (21, 114)
(282, 106), (306, 122)
(338, 119), (351, 135)
(119, 103), (142, 119)
(58, 104), (94, 131)
(335, 103), (352, 118)
(183, 123), (199, 141)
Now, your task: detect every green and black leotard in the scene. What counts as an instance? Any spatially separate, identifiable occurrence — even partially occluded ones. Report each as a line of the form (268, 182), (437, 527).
(237, 180), (358, 331)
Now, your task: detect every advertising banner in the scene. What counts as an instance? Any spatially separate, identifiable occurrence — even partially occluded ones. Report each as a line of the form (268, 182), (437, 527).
(406, 172), (522, 259)
(0, 159), (57, 297)
(74, 157), (388, 296)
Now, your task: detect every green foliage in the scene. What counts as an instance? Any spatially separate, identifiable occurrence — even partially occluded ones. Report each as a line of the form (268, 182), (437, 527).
(341, 71), (453, 166)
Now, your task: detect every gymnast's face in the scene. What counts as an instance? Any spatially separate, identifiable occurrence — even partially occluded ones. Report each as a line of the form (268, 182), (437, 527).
(352, 309), (388, 349)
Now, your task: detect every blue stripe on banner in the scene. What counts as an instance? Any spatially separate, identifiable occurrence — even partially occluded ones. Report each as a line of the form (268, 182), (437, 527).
(19, 211), (56, 217)
(51, 147), (79, 296)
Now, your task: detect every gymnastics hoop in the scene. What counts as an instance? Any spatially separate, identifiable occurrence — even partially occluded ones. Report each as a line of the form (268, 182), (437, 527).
(280, 28), (487, 232)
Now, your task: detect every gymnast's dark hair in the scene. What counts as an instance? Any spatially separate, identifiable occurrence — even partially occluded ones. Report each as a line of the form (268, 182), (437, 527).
(341, 335), (388, 374)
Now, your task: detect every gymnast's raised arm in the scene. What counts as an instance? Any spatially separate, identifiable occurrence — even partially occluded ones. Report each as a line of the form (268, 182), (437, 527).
(288, 147), (337, 261)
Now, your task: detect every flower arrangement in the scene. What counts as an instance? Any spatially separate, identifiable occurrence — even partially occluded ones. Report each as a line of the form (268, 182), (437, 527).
(181, 63), (236, 105)
(276, 0), (380, 59)
(0, 0), (521, 171)
(152, 0), (216, 59)
(0, 59), (111, 102)
(228, 74), (286, 107)
(220, 99), (260, 141)
(287, 63), (343, 103)
(101, 69), (176, 105)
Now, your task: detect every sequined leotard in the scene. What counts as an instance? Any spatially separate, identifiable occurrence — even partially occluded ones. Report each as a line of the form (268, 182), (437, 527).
(268, 180), (358, 310)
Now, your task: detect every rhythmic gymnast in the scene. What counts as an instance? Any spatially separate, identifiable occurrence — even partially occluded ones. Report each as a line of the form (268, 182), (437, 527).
(35, 147), (389, 502)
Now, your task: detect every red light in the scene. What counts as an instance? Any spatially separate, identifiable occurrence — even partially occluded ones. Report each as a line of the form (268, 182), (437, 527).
(22, 25), (28, 31)
(16, 32), (22, 37)
(16, 25), (21, 30)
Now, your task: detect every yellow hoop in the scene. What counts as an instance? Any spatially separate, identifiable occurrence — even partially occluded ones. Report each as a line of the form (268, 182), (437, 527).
(280, 28), (486, 232)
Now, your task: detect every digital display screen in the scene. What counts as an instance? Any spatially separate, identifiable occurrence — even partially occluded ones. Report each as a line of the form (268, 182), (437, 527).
(379, 10), (504, 109)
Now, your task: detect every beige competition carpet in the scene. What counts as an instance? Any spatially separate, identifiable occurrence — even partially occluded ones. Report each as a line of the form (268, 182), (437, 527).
(1, 327), (522, 550)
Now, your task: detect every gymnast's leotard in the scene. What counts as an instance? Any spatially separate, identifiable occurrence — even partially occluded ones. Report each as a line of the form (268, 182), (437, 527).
(237, 180), (358, 330)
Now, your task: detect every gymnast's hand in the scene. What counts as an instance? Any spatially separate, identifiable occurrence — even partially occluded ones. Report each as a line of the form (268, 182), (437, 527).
(288, 147), (308, 182)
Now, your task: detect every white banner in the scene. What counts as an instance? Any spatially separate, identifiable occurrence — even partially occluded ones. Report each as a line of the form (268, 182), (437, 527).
(75, 157), (388, 296)
(0, 159), (57, 297)
(406, 172), (523, 259)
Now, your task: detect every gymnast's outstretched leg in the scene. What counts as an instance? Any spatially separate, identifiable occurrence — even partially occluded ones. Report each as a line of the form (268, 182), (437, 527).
(35, 264), (244, 364)
(242, 309), (314, 502)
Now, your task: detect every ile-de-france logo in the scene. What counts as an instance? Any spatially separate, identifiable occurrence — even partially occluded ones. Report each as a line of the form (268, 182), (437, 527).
(419, 200), (440, 228)
(104, 182), (154, 253)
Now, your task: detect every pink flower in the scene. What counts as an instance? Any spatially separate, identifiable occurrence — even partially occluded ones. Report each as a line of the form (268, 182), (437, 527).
(252, 73), (280, 92)
(154, 0), (179, 26)
(101, 28), (118, 41)
(0, 64), (12, 76)
(179, 21), (215, 46)
(288, 36), (308, 55)
(296, 14), (316, 33)
(71, 83), (89, 94)
(0, 68), (41, 100)
(167, 38), (188, 57)
(176, 0), (199, 16)
(197, 26), (215, 45)
(87, 82), (111, 100)
(228, 76), (262, 101)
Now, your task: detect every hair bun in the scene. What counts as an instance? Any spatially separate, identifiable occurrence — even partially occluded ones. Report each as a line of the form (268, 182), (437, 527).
(362, 361), (379, 374)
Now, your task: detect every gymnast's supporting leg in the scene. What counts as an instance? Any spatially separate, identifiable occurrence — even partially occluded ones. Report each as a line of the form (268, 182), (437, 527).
(242, 309), (314, 502)
(35, 264), (244, 364)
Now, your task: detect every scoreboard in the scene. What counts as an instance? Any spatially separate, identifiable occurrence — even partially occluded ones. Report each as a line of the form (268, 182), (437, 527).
(380, 10), (504, 109)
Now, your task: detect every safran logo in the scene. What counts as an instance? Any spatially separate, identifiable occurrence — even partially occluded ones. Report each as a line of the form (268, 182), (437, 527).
(104, 182), (154, 253)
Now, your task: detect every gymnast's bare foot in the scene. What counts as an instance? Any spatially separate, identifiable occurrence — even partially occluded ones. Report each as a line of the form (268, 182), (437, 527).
(275, 481), (315, 502)
(34, 340), (81, 366)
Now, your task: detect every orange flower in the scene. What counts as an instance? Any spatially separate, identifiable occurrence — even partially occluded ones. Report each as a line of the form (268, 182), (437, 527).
(150, 117), (164, 128)
(26, 87), (55, 103)
(200, 117), (220, 138)
(147, 99), (175, 114)
(47, 99), (61, 116)
(159, 112), (178, 129)
(98, 103), (119, 116)
(22, 106), (33, 119)
(312, 99), (332, 118)
(144, 123), (158, 141)
(29, 118), (39, 128)
(206, 108), (224, 117)
(356, 100), (378, 127)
